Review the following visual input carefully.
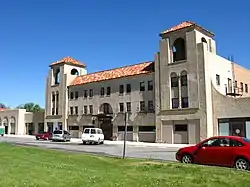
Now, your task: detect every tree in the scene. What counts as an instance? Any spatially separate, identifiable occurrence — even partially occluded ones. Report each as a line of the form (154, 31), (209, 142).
(0, 103), (6, 108)
(17, 102), (45, 112)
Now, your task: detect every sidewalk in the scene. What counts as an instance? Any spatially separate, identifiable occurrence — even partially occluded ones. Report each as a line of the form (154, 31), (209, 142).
(4, 134), (191, 148)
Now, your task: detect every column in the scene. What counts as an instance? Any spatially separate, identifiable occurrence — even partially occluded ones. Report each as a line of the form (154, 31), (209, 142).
(133, 125), (139, 142)
(188, 120), (200, 144)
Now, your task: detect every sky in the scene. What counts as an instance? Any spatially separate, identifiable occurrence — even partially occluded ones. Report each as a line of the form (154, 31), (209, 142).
(0, 0), (249, 108)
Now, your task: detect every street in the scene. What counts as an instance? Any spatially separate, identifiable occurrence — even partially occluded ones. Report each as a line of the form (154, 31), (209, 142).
(0, 136), (178, 161)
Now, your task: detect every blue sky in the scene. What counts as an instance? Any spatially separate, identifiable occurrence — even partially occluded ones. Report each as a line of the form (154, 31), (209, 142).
(0, 0), (249, 108)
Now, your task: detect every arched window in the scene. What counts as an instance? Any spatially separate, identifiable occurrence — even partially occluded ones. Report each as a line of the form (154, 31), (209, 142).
(171, 72), (179, 109)
(54, 69), (60, 85)
(201, 37), (207, 43)
(71, 68), (79, 75)
(52, 92), (55, 115)
(180, 70), (188, 108)
(56, 92), (59, 115)
(172, 38), (186, 62)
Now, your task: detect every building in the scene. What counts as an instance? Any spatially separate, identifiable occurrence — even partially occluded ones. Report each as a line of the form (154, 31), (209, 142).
(0, 108), (44, 135)
(43, 21), (250, 144)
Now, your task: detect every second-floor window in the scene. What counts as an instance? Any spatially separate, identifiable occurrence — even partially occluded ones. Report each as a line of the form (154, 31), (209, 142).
(100, 87), (105, 96)
(245, 84), (248, 93)
(148, 100), (154, 111)
(140, 82), (145, 91)
(84, 106), (87, 114)
(119, 85), (124, 94)
(89, 89), (93, 97)
(70, 92), (74, 99)
(140, 101), (145, 111)
(148, 80), (153, 91)
(84, 90), (88, 98)
(107, 86), (111, 96)
(75, 91), (79, 99)
(89, 105), (93, 114)
(75, 106), (78, 115)
(119, 103), (124, 112)
(240, 82), (244, 92)
(70, 107), (73, 115)
(126, 84), (131, 93)
(126, 102), (131, 112)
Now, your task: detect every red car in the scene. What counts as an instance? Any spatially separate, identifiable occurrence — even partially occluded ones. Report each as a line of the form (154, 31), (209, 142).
(35, 132), (52, 140)
(176, 136), (250, 170)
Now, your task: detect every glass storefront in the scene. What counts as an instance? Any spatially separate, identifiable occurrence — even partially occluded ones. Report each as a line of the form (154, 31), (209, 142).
(218, 118), (250, 138)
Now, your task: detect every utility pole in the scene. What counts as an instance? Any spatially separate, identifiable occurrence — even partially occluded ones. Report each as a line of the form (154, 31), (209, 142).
(122, 112), (128, 159)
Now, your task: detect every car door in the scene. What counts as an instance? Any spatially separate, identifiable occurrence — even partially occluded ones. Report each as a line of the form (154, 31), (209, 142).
(194, 138), (222, 165)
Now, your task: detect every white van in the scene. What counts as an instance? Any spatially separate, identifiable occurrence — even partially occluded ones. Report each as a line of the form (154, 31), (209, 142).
(82, 128), (104, 145)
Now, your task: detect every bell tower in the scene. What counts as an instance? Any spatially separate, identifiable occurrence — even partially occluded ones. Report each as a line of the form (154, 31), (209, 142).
(44, 56), (87, 132)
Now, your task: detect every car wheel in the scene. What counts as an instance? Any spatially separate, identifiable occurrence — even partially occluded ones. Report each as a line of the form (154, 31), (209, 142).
(83, 141), (86, 145)
(181, 154), (193, 164)
(36, 137), (39, 140)
(234, 158), (249, 170)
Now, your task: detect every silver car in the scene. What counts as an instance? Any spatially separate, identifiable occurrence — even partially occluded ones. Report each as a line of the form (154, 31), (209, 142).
(51, 130), (71, 142)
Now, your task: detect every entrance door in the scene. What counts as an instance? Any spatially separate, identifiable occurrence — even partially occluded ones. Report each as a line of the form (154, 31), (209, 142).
(231, 121), (245, 137)
(100, 120), (113, 140)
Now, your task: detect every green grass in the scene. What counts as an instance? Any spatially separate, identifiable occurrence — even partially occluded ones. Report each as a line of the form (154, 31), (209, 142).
(0, 143), (250, 187)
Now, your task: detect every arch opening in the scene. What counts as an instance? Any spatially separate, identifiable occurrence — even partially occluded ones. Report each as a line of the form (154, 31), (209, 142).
(201, 37), (207, 43)
(54, 68), (60, 85)
(10, 116), (16, 135)
(3, 117), (8, 134)
(172, 38), (186, 62)
(99, 103), (113, 114)
(71, 68), (79, 76)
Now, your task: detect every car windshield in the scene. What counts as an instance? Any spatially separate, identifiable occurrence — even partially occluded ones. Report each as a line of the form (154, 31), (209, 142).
(84, 129), (90, 134)
(53, 130), (62, 134)
(242, 137), (250, 143)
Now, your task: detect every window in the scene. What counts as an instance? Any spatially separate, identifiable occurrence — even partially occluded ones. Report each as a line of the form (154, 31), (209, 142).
(89, 105), (93, 114)
(56, 92), (59, 102)
(228, 78), (232, 92)
(174, 124), (187, 132)
(84, 106), (87, 114)
(126, 84), (131, 93)
(182, 97), (189, 108)
(240, 82), (244, 92)
(140, 82), (145, 91)
(89, 89), (93, 97)
(70, 107), (73, 115)
(171, 73), (179, 109)
(90, 129), (96, 134)
(100, 87), (105, 96)
(75, 106), (78, 115)
(84, 90), (88, 98)
(181, 74), (187, 86)
(70, 92), (74, 99)
(107, 86), (111, 96)
(126, 102), (131, 112)
(230, 139), (243, 147)
(52, 93), (55, 101)
(202, 138), (220, 147)
(216, 74), (220, 85)
(75, 91), (79, 99)
(140, 101), (145, 111)
(148, 80), (153, 91)
(245, 84), (248, 93)
(119, 103), (124, 112)
(56, 108), (58, 115)
(69, 126), (79, 130)
(119, 85), (124, 94)
(52, 108), (55, 115)
(148, 100), (154, 111)
(235, 80), (237, 88)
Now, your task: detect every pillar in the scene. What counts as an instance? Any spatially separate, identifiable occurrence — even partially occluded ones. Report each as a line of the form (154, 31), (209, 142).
(133, 125), (139, 142)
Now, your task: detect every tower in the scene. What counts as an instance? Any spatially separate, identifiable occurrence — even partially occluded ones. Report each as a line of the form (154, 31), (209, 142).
(44, 56), (87, 132)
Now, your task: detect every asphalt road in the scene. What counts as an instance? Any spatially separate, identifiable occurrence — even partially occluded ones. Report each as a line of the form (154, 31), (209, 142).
(0, 136), (178, 161)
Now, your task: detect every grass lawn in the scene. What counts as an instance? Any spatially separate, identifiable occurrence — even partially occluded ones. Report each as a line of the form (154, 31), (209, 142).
(0, 143), (250, 187)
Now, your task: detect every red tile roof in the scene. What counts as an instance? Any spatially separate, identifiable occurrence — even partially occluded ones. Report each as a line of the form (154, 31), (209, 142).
(0, 108), (7, 111)
(50, 56), (86, 67)
(160, 21), (214, 36)
(70, 61), (154, 86)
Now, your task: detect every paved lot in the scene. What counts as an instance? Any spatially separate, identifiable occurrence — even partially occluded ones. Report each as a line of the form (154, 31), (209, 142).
(0, 136), (178, 161)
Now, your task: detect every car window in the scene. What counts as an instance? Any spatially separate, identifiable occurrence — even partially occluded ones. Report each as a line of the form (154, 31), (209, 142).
(230, 139), (244, 147)
(97, 129), (103, 134)
(53, 130), (62, 134)
(84, 129), (90, 134)
(202, 138), (220, 147)
(91, 129), (96, 134)
(219, 138), (230, 147)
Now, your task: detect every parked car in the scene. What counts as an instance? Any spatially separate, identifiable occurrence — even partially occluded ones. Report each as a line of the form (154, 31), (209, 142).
(82, 128), (104, 145)
(176, 136), (250, 170)
(51, 130), (71, 142)
(35, 131), (52, 140)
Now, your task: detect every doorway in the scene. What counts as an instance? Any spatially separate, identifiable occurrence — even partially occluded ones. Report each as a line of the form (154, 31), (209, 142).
(100, 119), (113, 140)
